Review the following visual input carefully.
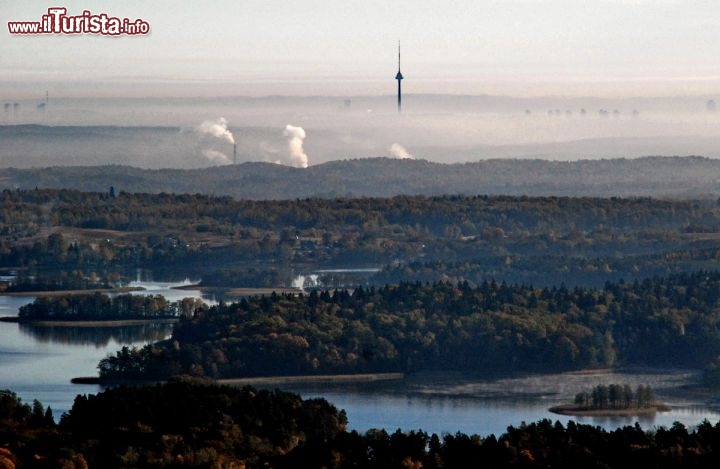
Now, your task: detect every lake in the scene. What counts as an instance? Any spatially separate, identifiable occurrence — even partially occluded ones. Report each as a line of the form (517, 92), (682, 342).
(2, 281), (720, 437)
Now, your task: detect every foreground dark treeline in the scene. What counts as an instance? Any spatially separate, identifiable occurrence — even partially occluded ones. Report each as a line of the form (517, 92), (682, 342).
(0, 381), (345, 468)
(3, 381), (720, 468)
(100, 271), (720, 382)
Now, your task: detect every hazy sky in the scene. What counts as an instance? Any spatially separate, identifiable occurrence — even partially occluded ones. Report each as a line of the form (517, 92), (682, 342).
(3, 0), (720, 98)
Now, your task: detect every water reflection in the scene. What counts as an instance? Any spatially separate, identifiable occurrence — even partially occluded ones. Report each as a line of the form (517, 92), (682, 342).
(0, 294), (34, 316)
(291, 268), (381, 290)
(127, 279), (217, 305)
(274, 370), (720, 436)
(18, 322), (174, 347)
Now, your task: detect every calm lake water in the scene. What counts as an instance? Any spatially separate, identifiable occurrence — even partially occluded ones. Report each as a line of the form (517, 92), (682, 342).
(2, 281), (720, 437)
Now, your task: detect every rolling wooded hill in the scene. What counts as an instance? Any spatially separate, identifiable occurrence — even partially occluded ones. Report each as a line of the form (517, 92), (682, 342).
(2, 155), (720, 199)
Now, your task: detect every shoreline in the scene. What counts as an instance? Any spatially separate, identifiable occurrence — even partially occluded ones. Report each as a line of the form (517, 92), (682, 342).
(173, 284), (302, 297)
(218, 372), (404, 386)
(549, 403), (673, 417)
(0, 286), (145, 297)
(71, 372), (404, 386)
(0, 317), (179, 327)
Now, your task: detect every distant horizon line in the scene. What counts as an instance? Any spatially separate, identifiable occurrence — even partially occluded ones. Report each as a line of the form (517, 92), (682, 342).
(3, 92), (720, 102)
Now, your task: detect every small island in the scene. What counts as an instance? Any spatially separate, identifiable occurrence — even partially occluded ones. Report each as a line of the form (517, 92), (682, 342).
(550, 383), (672, 417)
(0, 292), (202, 326)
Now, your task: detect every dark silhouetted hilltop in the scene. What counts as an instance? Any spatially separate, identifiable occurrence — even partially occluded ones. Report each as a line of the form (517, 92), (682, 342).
(1, 156), (719, 199)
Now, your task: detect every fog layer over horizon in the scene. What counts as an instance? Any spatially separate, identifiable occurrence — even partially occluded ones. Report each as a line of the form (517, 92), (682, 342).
(2, 94), (720, 169)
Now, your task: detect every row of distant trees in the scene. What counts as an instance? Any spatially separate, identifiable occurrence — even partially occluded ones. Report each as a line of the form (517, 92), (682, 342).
(5, 189), (720, 291)
(574, 384), (656, 410)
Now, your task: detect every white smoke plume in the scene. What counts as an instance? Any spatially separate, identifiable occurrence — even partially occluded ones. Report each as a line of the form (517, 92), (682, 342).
(194, 118), (235, 165)
(283, 124), (309, 168)
(197, 117), (235, 144)
(389, 143), (414, 159)
(201, 149), (231, 165)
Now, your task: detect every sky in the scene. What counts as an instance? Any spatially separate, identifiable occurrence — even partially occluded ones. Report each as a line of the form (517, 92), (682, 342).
(3, 0), (720, 98)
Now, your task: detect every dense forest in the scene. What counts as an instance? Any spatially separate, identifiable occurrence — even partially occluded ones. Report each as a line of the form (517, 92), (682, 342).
(4, 189), (720, 290)
(98, 271), (720, 382)
(3, 380), (720, 468)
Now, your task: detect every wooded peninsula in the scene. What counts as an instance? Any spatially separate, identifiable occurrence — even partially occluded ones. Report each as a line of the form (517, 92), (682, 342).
(97, 271), (720, 385)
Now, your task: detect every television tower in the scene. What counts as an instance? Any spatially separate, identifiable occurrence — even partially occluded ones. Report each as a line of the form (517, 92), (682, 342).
(395, 41), (403, 113)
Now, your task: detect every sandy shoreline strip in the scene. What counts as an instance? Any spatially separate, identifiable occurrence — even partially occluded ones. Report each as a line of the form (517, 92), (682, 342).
(1, 284), (301, 298)
(0, 286), (145, 297)
(173, 284), (302, 297)
(0, 317), (179, 327)
(219, 372), (405, 386)
(72, 372), (404, 386)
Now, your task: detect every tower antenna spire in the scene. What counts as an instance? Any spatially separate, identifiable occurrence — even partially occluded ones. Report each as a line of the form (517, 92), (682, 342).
(395, 40), (404, 113)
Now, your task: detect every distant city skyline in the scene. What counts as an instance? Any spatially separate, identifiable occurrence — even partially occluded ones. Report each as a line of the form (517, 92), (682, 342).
(3, 0), (720, 98)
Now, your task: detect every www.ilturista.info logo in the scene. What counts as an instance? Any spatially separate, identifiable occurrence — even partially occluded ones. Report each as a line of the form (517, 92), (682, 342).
(8, 7), (150, 36)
